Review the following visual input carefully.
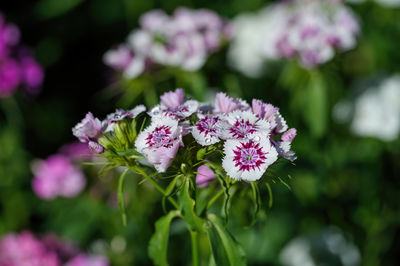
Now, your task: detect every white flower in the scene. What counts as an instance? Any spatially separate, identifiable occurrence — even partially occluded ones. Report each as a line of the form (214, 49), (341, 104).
(191, 114), (221, 146)
(222, 136), (278, 181)
(218, 110), (271, 140)
(135, 117), (183, 172)
(149, 100), (199, 120)
(102, 105), (146, 133)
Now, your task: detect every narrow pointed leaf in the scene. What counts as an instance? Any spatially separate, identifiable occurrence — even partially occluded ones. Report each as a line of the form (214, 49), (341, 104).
(117, 168), (129, 226)
(206, 214), (246, 266)
(148, 210), (181, 266)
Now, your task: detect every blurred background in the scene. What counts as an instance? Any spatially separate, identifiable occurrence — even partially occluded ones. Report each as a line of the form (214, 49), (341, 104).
(0, 0), (399, 265)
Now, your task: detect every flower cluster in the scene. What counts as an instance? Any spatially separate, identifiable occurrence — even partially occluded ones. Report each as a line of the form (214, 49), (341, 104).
(103, 8), (232, 78)
(31, 143), (91, 199)
(0, 231), (108, 266)
(228, 0), (359, 76)
(0, 12), (44, 98)
(73, 89), (296, 182)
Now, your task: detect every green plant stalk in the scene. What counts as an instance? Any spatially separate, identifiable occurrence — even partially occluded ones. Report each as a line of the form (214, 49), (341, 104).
(190, 230), (199, 266)
(130, 166), (180, 209)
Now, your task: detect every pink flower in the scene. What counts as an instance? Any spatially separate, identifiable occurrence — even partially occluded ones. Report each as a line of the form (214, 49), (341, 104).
(60, 142), (93, 161)
(149, 89), (198, 120)
(160, 88), (185, 108)
(135, 117), (183, 172)
(252, 99), (279, 121)
(281, 128), (297, 143)
(72, 112), (102, 143)
(251, 99), (287, 135)
(214, 92), (249, 113)
(32, 155), (86, 199)
(0, 231), (60, 266)
(222, 136), (278, 181)
(139, 10), (169, 32)
(20, 56), (44, 95)
(66, 254), (109, 266)
(196, 165), (216, 188)
(0, 58), (20, 98)
(103, 45), (133, 70)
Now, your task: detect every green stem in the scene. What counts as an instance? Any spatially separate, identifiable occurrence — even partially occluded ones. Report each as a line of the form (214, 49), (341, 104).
(190, 230), (199, 266)
(130, 166), (180, 209)
(206, 189), (224, 210)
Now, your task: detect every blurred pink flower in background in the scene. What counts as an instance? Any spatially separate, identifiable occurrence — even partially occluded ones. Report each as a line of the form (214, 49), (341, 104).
(0, 12), (43, 98)
(196, 165), (216, 188)
(104, 7), (231, 78)
(0, 232), (109, 266)
(32, 155), (86, 199)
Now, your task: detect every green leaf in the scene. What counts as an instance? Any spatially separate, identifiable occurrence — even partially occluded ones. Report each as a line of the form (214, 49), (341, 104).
(304, 72), (327, 138)
(206, 214), (247, 266)
(196, 148), (207, 161)
(148, 210), (181, 266)
(117, 168), (129, 226)
(249, 182), (261, 226)
(178, 178), (205, 231)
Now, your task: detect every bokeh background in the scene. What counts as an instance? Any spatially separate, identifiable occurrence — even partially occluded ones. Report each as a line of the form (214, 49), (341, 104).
(1, 0), (399, 265)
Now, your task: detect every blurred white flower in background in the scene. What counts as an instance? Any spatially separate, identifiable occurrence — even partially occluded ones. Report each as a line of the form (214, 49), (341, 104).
(334, 75), (400, 141)
(228, 0), (359, 76)
(280, 227), (361, 266)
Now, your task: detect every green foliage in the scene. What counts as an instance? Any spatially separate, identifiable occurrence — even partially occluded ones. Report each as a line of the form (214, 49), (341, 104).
(148, 210), (181, 266)
(206, 214), (247, 266)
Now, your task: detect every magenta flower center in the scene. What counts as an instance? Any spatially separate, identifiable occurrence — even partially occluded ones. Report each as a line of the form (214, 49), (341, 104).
(146, 126), (173, 148)
(196, 116), (219, 137)
(233, 141), (267, 172)
(229, 119), (257, 138)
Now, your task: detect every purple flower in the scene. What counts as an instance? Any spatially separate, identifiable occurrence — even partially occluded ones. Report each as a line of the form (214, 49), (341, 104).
(222, 136), (278, 181)
(20, 56), (44, 95)
(149, 89), (198, 120)
(251, 99), (287, 135)
(0, 231), (60, 266)
(196, 165), (216, 188)
(60, 142), (93, 161)
(103, 45), (133, 70)
(214, 92), (249, 114)
(32, 155), (86, 199)
(0, 58), (20, 98)
(0, 231), (109, 266)
(160, 88), (185, 108)
(281, 128), (297, 143)
(72, 112), (103, 142)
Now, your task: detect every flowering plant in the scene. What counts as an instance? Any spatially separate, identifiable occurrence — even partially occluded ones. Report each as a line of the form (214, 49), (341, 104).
(73, 89), (296, 265)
